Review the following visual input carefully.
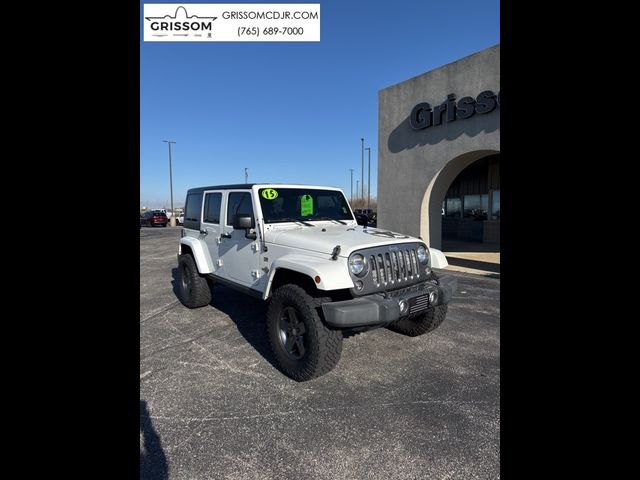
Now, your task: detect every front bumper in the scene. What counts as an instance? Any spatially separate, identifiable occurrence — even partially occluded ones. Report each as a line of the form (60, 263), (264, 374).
(321, 275), (457, 329)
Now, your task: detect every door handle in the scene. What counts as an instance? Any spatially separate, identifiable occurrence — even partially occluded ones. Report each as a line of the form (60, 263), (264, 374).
(220, 232), (232, 239)
(199, 229), (208, 236)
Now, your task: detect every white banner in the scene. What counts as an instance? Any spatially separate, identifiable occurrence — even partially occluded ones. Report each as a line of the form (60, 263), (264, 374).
(143, 4), (320, 42)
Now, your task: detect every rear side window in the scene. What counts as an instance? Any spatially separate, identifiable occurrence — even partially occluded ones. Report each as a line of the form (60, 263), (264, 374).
(183, 192), (203, 230)
(226, 192), (253, 226)
(203, 193), (222, 224)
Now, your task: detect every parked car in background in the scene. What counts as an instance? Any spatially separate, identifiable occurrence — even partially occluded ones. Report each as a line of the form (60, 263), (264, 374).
(362, 208), (374, 220)
(354, 212), (368, 226)
(141, 210), (168, 227)
(355, 208), (375, 221)
(354, 208), (376, 226)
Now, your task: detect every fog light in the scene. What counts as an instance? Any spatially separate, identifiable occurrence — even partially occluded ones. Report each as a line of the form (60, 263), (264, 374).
(399, 299), (409, 314)
(355, 280), (364, 291)
(429, 291), (438, 305)
(425, 266), (431, 275)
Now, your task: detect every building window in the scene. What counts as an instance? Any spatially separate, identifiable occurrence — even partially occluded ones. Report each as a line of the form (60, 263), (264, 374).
(445, 198), (461, 217)
(491, 190), (500, 219)
(463, 194), (488, 219)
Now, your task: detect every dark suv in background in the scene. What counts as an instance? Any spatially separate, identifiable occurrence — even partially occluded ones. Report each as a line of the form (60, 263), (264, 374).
(141, 210), (168, 227)
(354, 208), (376, 226)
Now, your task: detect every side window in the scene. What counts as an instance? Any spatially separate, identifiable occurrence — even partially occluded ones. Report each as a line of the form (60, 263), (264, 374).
(203, 192), (222, 224)
(226, 192), (253, 226)
(183, 192), (203, 231)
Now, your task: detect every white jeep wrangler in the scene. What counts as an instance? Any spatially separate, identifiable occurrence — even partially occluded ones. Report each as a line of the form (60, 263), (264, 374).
(177, 184), (456, 381)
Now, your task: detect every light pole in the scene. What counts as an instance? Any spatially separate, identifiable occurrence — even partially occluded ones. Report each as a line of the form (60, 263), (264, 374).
(349, 168), (354, 203)
(245, 167), (248, 184)
(365, 147), (371, 209)
(360, 138), (364, 202)
(163, 140), (176, 226)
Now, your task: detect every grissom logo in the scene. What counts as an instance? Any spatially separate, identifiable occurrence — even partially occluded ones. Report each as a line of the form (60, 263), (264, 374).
(145, 6), (217, 38)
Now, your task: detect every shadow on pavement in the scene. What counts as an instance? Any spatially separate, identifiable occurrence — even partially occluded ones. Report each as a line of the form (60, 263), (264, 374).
(446, 256), (500, 274)
(140, 400), (169, 480)
(171, 268), (279, 372)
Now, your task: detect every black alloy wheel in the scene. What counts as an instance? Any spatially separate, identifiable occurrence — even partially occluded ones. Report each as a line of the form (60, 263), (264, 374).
(277, 306), (307, 360)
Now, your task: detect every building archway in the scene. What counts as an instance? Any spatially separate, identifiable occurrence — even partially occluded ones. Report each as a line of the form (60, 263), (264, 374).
(420, 150), (500, 250)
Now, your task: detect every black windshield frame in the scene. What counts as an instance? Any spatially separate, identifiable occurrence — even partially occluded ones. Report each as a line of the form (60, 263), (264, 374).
(258, 188), (354, 224)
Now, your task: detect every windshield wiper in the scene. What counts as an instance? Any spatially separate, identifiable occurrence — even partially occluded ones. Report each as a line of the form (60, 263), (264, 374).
(312, 216), (347, 225)
(277, 217), (315, 227)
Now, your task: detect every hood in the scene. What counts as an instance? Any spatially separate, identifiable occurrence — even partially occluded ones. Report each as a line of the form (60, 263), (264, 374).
(264, 224), (422, 256)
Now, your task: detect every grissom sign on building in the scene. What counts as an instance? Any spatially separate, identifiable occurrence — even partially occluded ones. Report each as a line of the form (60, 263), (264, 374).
(409, 91), (500, 130)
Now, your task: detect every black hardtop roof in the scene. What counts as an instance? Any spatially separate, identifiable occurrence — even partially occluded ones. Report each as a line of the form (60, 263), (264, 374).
(187, 184), (256, 194)
(186, 184), (340, 195)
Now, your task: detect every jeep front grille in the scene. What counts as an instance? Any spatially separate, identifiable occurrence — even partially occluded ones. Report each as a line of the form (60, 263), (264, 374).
(369, 247), (420, 288)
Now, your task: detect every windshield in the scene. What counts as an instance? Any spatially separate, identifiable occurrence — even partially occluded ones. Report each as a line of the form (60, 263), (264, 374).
(259, 188), (354, 224)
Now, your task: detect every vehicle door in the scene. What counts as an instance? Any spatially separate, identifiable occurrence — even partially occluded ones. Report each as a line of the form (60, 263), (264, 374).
(200, 190), (225, 277)
(219, 190), (261, 286)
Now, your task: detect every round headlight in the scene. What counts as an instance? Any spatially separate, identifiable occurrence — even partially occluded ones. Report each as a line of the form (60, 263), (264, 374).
(417, 245), (428, 264)
(349, 254), (366, 276)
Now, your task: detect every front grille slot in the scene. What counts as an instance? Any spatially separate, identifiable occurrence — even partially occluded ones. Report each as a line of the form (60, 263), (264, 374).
(397, 250), (406, 281)
(370, 255), (378, 284)
(384, 252), (392, 285)
(410, 250), (419, 277)
(403, 250), (411, 277)
(390, 251), (400, 282)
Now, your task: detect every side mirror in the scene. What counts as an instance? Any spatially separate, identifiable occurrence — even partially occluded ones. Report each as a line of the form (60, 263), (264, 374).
(233, 215), (257, 239)
(232, 215), (254, 229)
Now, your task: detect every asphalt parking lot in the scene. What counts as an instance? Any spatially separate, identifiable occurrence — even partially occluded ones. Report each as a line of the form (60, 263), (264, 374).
(140, 226), (500, 480)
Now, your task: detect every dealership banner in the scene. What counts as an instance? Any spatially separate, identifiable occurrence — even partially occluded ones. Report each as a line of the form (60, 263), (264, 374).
(143, 4), (320, 42)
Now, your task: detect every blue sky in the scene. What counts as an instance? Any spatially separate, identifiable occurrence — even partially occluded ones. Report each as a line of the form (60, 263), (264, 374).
(140, 0), (499, 209)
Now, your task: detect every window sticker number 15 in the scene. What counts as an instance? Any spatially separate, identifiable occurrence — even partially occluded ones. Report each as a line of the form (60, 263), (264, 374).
(262, 189), (279, 200)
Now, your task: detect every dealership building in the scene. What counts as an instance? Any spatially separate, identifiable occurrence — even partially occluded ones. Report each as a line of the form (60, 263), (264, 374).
(377, 44), (500, 249)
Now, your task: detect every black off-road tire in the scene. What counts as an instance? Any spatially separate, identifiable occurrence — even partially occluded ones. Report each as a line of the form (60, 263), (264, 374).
(177, 254), (212, 308)
(267, 284), (343, 381)
(388, 305), (448, 337)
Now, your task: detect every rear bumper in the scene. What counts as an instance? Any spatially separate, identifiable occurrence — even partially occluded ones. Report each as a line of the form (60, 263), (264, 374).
(321, 275), (457, 329)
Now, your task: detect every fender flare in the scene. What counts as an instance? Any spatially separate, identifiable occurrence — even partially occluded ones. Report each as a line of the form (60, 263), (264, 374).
(179, 237), (214, 274)
(263, 253), (354, 300)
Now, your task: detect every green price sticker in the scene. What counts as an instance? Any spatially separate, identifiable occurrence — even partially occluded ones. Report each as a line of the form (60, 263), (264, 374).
(301, 194), (313, 216)
(262, 189), (279, 200)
